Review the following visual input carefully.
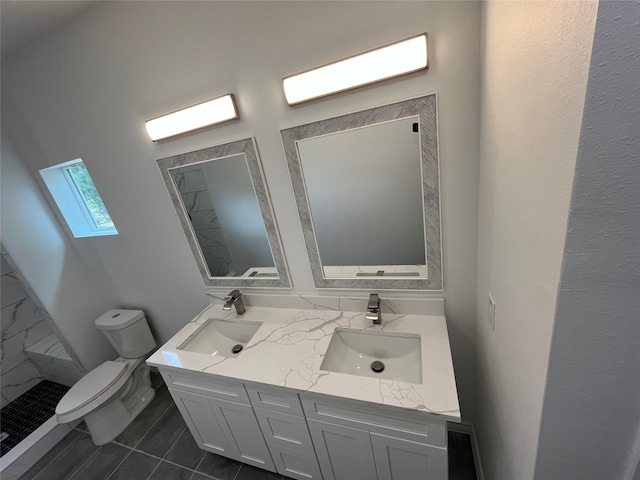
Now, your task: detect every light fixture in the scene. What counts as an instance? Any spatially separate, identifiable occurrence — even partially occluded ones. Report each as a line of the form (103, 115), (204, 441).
(145, 94), (238, 141)
(283, 34), (428, 105)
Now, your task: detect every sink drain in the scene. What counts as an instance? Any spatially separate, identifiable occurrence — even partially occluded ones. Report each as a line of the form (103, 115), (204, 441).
(232, 344), (243, 354)
(371, 361), (385, 373)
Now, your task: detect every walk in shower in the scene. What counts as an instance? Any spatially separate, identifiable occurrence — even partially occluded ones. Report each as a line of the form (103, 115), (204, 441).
(0, 246), (84, 479)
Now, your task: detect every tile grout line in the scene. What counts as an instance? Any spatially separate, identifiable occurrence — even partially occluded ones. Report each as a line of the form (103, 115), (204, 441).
(131, 402), (175, 450)
(26, 429), (81, 479)
(127, 446), (197, 472)
(68, 391), (174, 478)
(125, 446), (218, 479)
(232, 464), (242, 480)
(191, 451), (221, 480)
(192, 451), (208, 479)
(103, 448), (134, 480)
(63, 440), (102, 480)
(109, 398), (174, 450)
(143, 457), (163, 480)
(159, 424), (188, 463)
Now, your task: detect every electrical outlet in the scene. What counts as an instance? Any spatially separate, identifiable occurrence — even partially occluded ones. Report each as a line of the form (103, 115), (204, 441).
(488, 293), (496, 330)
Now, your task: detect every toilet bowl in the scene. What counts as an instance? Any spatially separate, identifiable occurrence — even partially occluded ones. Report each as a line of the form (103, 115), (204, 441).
(56, 309), (157, 445)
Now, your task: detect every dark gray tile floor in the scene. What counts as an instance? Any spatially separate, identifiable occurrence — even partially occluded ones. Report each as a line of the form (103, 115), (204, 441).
(19, 372), (478, 480)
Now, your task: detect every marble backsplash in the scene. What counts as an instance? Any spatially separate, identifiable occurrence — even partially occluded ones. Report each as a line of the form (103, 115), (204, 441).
(205, 291), (445, 317)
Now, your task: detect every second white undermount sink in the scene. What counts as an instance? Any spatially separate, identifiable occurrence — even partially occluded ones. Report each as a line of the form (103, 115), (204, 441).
(177, 318), (262, 357)
(320, 328), (422, 383)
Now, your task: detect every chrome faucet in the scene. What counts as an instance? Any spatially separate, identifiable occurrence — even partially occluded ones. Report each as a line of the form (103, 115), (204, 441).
(223, 290), (246, 315)
(366, 293), (382, 324)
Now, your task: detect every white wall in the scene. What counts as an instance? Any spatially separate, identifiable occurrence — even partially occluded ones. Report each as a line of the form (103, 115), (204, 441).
(475, 2), (597, 478)
(0, 134), (118, 371)
(534, 2), (640, 478)
(1, 1), (481, 419)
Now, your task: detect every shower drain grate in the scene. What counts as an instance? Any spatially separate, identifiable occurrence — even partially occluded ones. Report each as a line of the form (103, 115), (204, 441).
(0, 380), (69, 457)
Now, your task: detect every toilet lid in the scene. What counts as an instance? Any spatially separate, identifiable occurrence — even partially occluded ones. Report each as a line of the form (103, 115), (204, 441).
(56, 361), (127, 415)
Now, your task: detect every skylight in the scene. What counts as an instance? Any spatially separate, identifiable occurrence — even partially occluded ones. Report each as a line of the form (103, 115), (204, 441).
(40, 159), (118, 238)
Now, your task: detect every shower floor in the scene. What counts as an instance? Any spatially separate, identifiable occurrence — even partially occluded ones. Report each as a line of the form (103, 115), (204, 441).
(0, 380), (69, 457)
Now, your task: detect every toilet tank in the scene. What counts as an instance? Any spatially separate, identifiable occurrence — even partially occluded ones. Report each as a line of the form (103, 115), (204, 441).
(95, 309), (156, 359)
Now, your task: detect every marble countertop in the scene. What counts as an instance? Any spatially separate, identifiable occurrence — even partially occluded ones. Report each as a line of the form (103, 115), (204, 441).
(147, 303), (461, 422)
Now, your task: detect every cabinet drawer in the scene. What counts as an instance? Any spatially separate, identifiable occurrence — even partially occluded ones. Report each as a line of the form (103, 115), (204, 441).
(254, 407), (315, 453)
(301, 393), (446, 447)
(246, 384), (304, 416)
(269, 443), (323, 480)
(161, 370), (250, 404)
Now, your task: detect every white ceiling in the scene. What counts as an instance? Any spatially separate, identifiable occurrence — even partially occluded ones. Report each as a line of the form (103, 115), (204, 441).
(1, 0), (97, 61)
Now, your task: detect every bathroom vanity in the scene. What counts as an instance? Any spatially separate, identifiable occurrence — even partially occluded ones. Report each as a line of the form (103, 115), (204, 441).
(147, 298), (460, 480)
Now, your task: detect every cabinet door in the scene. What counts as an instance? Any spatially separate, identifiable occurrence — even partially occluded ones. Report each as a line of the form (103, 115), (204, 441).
(307, 419), (377, 480)
(170, 388), (275, 472)
(213, 396), (276, 473)
(371, 432), (448, 480)
(169, 388), (235, 457)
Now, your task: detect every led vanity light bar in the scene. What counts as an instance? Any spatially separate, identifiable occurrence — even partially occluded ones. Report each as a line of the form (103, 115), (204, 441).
(283, 34), (428, 105)
(145, 94), (238, 141)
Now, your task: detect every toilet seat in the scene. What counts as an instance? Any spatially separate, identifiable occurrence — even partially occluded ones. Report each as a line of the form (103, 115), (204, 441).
(56, 361), (127, 417)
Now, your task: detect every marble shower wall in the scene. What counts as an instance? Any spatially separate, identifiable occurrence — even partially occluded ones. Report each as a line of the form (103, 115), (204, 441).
(174, 166), (235, 276)
(0, 248), (52, 405)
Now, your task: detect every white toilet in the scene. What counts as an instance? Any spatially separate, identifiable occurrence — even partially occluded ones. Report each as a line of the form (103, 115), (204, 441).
(56, 309), (157, 445)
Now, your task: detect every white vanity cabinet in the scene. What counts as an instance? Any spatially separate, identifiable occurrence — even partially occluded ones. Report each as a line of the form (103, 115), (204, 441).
(247, 384), (323, 480)
(160, 370), (276, 473)
(301, 393), (448, 480)
(159, 368), (450, 480)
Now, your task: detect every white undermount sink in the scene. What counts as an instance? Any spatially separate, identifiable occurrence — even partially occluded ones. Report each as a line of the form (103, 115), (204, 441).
(177, 318), (262, 357)
(320, 328), (422, 383)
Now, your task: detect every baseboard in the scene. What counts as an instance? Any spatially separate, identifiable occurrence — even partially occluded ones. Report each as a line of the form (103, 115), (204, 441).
(447, 421), (485, 480)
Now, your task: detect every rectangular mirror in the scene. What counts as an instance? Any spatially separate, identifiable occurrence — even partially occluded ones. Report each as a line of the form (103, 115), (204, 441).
(281, 94), (441, 290)
(157, 138), (291, 288)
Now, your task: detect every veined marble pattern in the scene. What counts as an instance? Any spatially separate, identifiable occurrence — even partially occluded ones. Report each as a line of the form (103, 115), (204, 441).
(0, 248), (83, 402)
(1, 361), (42, 403)
(1, 255), (12, 276)
(1, 297), (48, 339)
(25, 334), (73, 364)
(189, 209), (221, 230)
(1, 320), (53, 375)
(178, 177), (234, 276)
(195, 228), (229, 248)
(147, 301), (460, 421)
(24, 334), (85, 386)
(205, 291), (446, 316)
(0, 273), (29, 309)
(1, 251), (47, 401)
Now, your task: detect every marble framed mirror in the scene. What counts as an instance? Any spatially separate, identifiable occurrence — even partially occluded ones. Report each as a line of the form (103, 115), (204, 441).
(281, 94), (442, 290)
(157, 138), (291, 288)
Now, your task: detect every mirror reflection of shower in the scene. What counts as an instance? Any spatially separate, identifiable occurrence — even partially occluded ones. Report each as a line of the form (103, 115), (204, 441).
(170, 154), (275, 278)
